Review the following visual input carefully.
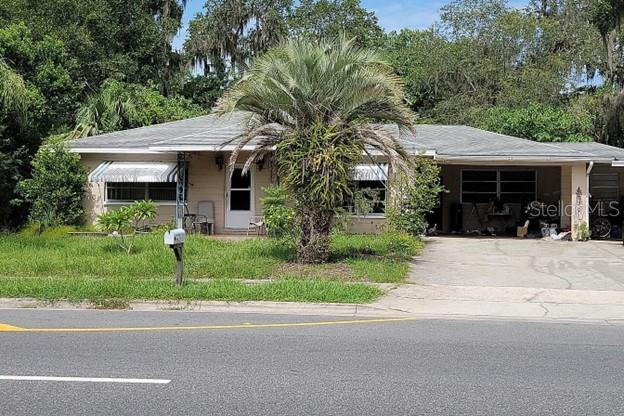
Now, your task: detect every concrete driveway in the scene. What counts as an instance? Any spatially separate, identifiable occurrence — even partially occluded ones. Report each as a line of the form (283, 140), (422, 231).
(410, 237), (624, 291)
(373, 237), (624, 322)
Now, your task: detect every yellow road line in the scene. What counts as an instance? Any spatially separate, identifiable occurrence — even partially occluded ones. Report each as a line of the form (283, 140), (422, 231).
(0, 323), (25, 332)
(0, 317), (416, 333)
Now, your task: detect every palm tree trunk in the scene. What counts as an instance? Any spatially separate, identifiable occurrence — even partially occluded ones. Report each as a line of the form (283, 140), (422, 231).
(297, 207), (332, 264)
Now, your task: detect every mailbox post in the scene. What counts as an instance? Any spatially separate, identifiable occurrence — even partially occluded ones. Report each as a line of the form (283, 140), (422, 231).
(164, 229), (186, 286)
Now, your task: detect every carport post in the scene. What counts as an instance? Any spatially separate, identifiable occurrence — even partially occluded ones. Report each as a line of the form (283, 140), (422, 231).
(569, 163), (590, 240)
(175, 153), (187, 229)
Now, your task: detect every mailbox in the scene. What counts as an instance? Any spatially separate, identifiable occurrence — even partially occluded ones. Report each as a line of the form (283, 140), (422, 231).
(164, 228), (185, 247)
(164, 229), (186, 286)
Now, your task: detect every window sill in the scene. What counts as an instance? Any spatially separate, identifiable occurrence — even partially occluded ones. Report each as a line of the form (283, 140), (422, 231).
(104, 201), (177, 206)
(342, 214), (386, 219)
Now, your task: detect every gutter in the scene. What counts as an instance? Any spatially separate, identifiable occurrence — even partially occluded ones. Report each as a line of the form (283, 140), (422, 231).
(587, 161), (595, 175)
(69, 148), (165, 154)
(613, 161), (624, 167)
(435, 155), (612, 163)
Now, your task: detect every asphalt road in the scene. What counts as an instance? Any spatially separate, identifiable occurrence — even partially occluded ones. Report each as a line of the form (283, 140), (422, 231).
(1, 310), (624, 415)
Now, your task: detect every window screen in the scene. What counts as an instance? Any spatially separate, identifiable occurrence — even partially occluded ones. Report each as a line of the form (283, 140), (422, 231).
(345, 180), (387, 214)
(462, 170), (536, 204)
(106, 182), (176, 202)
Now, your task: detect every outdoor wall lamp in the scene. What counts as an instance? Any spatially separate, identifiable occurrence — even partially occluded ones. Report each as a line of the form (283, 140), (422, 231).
(216, 155), (224, 170)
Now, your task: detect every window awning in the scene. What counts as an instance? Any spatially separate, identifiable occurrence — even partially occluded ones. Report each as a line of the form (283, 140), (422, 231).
(88, 161), (179, 183)
(351, 164), (388, 181)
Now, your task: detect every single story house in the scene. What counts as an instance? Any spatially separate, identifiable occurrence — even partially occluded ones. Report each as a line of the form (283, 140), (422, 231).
(69, 112), (624, 239)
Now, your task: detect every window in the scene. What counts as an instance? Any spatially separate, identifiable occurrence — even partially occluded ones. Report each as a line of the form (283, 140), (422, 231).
(106, 182), (176, 202)
(462, 170), (536, 204)
(462, 171), (497, 203)
(345, 180), (387, 215)
(499, 171), (536, 203)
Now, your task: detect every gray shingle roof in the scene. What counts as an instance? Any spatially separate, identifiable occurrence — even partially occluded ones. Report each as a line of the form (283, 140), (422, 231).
(401, 125), (599, 159)
(553, 142), (624, 161)
(69, 112), (251, 150)
(69, 112), (624, 162)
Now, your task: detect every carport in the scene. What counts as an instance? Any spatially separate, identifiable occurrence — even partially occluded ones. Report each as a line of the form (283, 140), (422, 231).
(406, 127), (624, 240)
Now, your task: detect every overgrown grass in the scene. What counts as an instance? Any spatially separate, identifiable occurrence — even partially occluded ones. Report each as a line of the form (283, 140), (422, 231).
(0, 230), (422, 303)
(0, 276), (381, 304)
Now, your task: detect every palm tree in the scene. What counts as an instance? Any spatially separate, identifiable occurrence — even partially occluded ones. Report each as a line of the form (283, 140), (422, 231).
(216, 37), (415, 263)
(0, 60), (29, 122)
(70, 81), (138, 138)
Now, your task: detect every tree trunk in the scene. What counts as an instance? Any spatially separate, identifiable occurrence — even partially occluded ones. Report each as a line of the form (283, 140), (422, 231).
(297, 207), (333, 264)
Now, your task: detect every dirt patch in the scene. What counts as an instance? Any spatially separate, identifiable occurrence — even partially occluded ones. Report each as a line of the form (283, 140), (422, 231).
(273, 262), (356, 281)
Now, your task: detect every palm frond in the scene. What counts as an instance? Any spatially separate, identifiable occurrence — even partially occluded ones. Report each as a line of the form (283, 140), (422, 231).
(0, 60), (29, 122)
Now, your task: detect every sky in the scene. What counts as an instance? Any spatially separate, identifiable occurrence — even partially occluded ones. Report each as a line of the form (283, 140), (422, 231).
(172, 0), (529, 50)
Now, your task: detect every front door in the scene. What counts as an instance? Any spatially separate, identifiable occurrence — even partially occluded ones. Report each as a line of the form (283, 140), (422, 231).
(225, 166), (253, 228)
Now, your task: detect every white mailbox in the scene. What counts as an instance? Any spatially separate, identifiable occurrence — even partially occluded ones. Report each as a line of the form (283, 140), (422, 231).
(164, 228), (186, 247)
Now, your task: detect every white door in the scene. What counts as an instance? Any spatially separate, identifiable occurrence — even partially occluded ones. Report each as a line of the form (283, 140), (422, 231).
(225, 166), (254, 228)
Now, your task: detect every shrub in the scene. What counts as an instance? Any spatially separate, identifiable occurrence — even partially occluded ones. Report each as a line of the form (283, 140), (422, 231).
(261, 185), (296, 238)
(97, 200), (158, 253)
(575, 221), (591, 242)
(17, 143), (87, 230)
(130, 199), (158, 231)
(388, 157), (444, 236)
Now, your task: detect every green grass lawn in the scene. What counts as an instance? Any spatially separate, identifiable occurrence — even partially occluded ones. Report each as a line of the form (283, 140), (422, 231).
(0, 229), (422, 304)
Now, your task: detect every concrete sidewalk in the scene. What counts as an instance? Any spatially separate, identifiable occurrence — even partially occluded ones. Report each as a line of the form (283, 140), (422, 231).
(372, 284), (624, 323)
(3, 289), (624, 324)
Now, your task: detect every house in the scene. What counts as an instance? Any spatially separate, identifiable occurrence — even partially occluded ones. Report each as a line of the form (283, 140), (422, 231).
(69, 112), (624, 239)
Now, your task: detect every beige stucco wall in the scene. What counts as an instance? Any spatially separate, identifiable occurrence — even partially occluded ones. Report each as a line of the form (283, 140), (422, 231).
(186, 152), (273, 233)
(80, 152), (273, 232)
(81, 153), (178, 226)
(81, 152), (392, 234)
(347, 217), (387, 234)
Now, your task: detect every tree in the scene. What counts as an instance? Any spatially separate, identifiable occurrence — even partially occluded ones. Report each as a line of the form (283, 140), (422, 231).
(17, 143), (87, 228)
(185, 0), (291, 76)
(71, 80), (203, 138)
(288, 0), (384, 48)
(388, 157), (444, 236)
(216, 37), (415, 263)
(181, 74), (228, 108)
(0, 60), (30, 229)
(1, 0), (187, 93)
(587, 0), (624, 146)
(479, 102), (595, 142)
(0, 60), (28, 119)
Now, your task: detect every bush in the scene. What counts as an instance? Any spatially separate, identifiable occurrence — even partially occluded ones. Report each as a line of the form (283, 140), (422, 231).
(97, 200), (158, 253)
(575, 221), (591, 242)
(260, 185), (296, 238)
(387, 157), (444, 236)
(17, 143), (87, 230)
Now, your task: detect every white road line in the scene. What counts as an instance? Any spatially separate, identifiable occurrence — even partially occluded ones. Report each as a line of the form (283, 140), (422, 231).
(0, 375), (171, 384)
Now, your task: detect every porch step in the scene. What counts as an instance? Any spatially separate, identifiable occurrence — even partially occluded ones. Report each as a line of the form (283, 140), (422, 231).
(222, 228), (251, 235)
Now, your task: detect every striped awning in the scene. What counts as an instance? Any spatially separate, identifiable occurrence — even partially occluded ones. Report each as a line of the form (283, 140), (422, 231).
(351, 164), (388, 181)
(88, 161), (179, 183)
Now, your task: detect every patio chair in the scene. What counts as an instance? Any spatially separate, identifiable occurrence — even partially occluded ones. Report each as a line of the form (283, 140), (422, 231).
(247, 215), (265, 236)
(190, 201), (215, 235)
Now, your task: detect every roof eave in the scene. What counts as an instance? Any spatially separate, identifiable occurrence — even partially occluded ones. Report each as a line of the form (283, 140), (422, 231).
(70, 147), (167, 154)
(435, 155), (612, 164)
